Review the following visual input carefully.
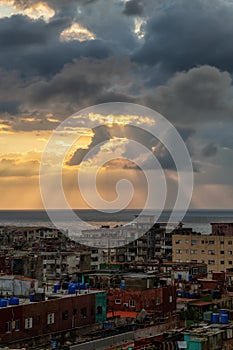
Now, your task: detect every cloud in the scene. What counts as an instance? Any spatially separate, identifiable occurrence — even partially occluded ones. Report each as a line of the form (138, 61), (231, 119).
(123, 0), (144, 16)
(60, 23), (95, 42)
(0, 14), (110, 77)
(0, 100), (20, 114)
(134, 0), (233, 73)
(0, 158), (39, 177)
(24, 57), (135, 120)
(202, 143), (218, 157)
(144, 65), (233, 125)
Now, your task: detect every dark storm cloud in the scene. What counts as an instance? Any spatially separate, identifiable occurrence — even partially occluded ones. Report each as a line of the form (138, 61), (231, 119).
(25, 57), (135, 119)
(134, 0), (233, 73)
(68, 122), (195, 172)
(0, 100), (20, 115)
(0, 15), (49, 46)
(144, 65), (233, 125)
(68, 125), (110, 166)
(202, 143), (218, 157)
(123, 0), (144, 16)
(0, 15), (110, 77)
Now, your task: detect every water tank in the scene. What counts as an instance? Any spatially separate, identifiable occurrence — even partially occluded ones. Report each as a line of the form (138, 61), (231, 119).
(0, 299), (7, 307)
(220, 314), (229, 324)
(51, 340), (57, 349)
(79, 282), (85, 290)
(220, 309), (228, 315)
(189, 292), (195, 298)
(53, 284), (60, 293)
(9, 297), (19, 305)
(29, 294), (35, 302)
(212, 313), (219, 323)
(68, 283), (76, 294)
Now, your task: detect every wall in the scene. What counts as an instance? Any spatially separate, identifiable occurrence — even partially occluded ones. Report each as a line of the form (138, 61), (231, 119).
(0, 292), (106, 344)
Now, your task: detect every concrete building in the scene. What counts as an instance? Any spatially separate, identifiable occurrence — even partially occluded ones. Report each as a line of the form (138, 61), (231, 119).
(0, 290), (106, 348)
(0, 275), (38, 296)
(172, 224), (233, 273)
(10, 250), (91, 285)
(107, 286), (176, 317)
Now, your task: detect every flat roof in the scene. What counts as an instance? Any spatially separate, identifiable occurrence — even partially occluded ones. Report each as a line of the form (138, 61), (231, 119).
(191, 301), (213, 307)
(107, 311), (138, 319)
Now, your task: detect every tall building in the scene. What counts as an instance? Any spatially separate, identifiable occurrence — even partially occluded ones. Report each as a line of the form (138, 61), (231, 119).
(172, 223), (233, 274)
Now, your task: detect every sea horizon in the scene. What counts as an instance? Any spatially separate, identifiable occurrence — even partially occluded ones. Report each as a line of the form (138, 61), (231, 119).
(0, 209), (232, 235)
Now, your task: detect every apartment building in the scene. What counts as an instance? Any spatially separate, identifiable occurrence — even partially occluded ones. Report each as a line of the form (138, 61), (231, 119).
(172, 225), (233, 273)
(0, 290), (106, 348)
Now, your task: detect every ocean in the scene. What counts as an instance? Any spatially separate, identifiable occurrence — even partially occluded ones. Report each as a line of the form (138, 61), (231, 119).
(0, 209), (232, 235)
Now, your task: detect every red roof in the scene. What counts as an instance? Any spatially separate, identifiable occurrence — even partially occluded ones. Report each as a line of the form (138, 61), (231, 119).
(191, 301), (213, 307)
(107, 311), (138, 318)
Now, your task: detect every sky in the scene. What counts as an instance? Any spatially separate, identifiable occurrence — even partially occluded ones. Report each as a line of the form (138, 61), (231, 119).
(0, 0), (233, 210)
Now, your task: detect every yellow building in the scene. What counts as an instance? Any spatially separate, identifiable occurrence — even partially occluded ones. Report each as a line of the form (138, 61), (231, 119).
(172, 232), (233, 274)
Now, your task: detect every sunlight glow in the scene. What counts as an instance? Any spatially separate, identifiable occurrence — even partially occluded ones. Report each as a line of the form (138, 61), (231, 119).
(60, 23), (96, 42)
(0, 1), (55, 21)
(88, 113), (155, 126)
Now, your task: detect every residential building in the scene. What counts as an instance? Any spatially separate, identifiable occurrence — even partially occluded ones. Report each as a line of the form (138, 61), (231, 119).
(0, 290), (106, 348)
(107, 286), (176, 317)
(172, 224), (233, 273)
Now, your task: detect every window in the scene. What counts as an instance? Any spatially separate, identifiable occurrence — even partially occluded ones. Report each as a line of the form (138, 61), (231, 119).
(201, 250), (205, 254)
(228, 251), (233, 255)
(169, 296), (173, 303)
(209, 240), (215, 245)
(5, 321), (11, 333)
(81, 307), (87, 318)
(97, 306), (102, 315)
(175, 240), (182, 244)
(185, 240), (189, 244)
(220, 261), (225, 265)
(191, 240), (197, 245)
(62, 310), (68, 320)
(193, 267), (198, 274)
(176, 249), (182, 254)
(191, 250), (197, 254)
(14, 320), (20, 331)
(47, 313), (55, 325)
(201, 240), (205, 244)
(208, 260), (215, 265)
(220, 241), (224, 245)
(208, 250), (215, 255)
(186, 249), (189, 254)
(155, 297), (160, 305)
(25, 317), (33, 329)
(34, 315), (40, 324)
(115, 298), (121, 304)
(73, 309), (77, 316)
(220, 250), (224, 254)
(229, 241), (232, 245)
(229, 261), (232, 265)
(129, 299), (135, 307)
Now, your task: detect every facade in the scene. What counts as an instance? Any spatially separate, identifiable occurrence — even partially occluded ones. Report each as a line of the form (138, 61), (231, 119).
(107, 286), (176, 317)
(0, 291), (106, 346)
(0, 275), (38, 296)
(11, 250), (91, 284)
(172, 227), (233, 273)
